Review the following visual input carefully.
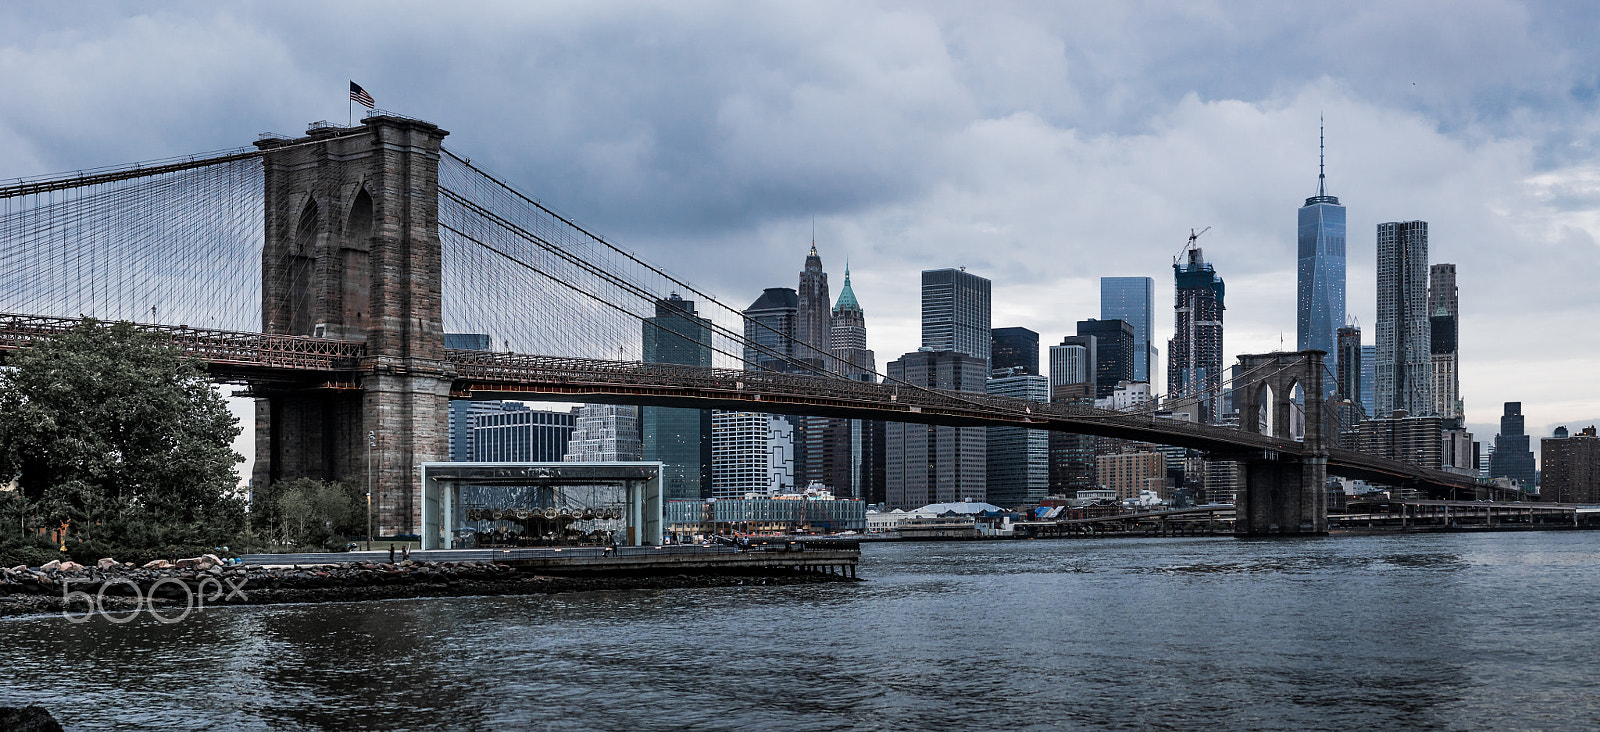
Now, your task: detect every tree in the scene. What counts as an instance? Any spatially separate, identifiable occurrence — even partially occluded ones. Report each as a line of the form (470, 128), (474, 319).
(257, 477), (365, 549)
(0, 319), (245, 549)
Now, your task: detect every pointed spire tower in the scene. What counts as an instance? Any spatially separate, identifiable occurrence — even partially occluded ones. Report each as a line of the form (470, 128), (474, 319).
(795, 238), (832, 372)
(1296, 114), (1348, 389)
(830, 261), (873, 381)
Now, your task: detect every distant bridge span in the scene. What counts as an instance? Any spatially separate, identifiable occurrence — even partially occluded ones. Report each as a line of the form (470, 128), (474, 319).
(0, 311), (1495, 500)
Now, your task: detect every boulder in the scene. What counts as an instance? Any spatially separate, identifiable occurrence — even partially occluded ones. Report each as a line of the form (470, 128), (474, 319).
(203, 553), (223, 566)
(174, 557), (200, 569)
(97, 558), (120, 571)
(142, 559), (173, 570)
(9, 565), (26, 574)
(0, 705), (64, 732)
(57, 561), (84, 573)
(38, 560), (61, 572)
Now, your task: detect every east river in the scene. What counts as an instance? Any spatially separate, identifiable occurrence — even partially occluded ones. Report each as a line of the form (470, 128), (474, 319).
(4, 531), (1600, 730)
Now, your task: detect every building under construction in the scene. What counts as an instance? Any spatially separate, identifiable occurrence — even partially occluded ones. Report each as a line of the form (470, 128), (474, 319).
(1168, 239), (1226, 424)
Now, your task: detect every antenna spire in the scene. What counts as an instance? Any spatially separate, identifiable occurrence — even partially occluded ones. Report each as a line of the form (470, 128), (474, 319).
(1318, 114), (1326, 197)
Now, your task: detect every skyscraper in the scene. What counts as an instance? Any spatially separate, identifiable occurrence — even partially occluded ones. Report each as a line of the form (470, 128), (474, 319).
(1049, 336), (1094, 389)
(1168, 246), (1226, 424)
(643, 294), (713, 500)
(1360, 344), (1376, 416)
(1489, 402), (1537, 493)
(743, 288), (801, 372)
(1335, 325), (1364, 428)
(1375, 221), (1433, 417)
(795, 243), (833, 373)
(1100, 276), (1155, 383)
(818, 263), (881, 500)
(986, 371), (1050, 507)
(921, 268), (992, 364)
(711, 412), (794, 499)
(1297, 122), (1346, 381)
(1429, 263), (1462, 420)
(562, 404), (642, 462)
(886, 350), (987, 507)
(830, 265), (874, 380)
(1077, 319), (1136, 399)
(991, 327), (1040, 375)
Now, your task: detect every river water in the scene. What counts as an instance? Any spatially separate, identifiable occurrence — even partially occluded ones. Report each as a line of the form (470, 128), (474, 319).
(4, 531), (1599, 731)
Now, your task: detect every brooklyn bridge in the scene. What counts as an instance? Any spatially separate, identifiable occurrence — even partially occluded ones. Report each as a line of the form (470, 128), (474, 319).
(0, 113), (1507, 540)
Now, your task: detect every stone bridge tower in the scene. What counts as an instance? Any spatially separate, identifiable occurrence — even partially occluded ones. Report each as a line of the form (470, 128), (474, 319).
(252, 116), (451, 535)
(1231, 350), (1328, 535)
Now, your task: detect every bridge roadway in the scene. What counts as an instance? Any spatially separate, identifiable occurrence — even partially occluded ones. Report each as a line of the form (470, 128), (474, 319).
(0, 311), (1505, 499)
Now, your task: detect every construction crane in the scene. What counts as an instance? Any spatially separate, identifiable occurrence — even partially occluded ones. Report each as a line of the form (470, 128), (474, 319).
(1173, 226), (1211, 264)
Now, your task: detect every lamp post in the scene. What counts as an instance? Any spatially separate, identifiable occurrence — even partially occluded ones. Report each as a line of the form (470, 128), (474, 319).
(367, 430), (376, 551)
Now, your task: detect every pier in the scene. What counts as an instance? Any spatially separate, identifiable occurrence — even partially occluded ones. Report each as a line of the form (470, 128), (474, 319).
(242, 542), (861, 579)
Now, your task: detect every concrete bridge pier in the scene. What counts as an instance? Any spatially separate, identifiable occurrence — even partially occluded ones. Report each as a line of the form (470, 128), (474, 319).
(1231, 350), (1329, 536)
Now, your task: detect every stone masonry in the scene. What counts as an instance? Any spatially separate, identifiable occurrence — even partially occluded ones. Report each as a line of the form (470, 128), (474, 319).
(252, 116), (451, 535)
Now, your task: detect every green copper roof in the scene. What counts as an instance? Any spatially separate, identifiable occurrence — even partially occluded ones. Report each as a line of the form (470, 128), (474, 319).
(834, 263), (861, 312)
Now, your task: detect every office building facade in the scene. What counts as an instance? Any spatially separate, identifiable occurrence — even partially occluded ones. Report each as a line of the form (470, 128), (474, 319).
(643, 294), (714, 500)
(825, 265), (883, 501)
(1429, 263), (1462, 420)
(473, 407), (576, 462)
(711, 411), (795, 500)
(1101, 276), (1156, 384)
(1077, 319), (1136, 399)
(986, 372), (1051, 507)
(886, 350), (988, 508)
(921, 268), (992, 363)
(1335, 325), (1364, 427)
(562, 404), (643, 463)
(1098, 452), (1167, 501)
(1541, 427), (1600, 503)
(1050, 336), (1094, 390)
(1489, 402), (1537, 493)
(795, 243), (833, 373)
(1375, 221), (1433, 417)
(991, 327), (1040, 376)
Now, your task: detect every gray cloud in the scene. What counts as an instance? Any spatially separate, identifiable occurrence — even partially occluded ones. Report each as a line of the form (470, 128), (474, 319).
(4, 1), (1599, 473)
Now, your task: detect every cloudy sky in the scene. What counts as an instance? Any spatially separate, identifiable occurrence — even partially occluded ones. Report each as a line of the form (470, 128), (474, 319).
(4, 1), (1599, 473)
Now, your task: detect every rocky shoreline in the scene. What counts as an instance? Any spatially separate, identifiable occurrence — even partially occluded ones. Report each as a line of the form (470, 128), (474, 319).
(0, 557), (859, 619)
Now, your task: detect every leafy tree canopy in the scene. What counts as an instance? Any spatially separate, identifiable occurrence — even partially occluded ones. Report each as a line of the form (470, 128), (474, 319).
(0, 319), (244, 547)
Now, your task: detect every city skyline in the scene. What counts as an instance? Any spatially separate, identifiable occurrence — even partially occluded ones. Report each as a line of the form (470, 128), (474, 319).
(3, 3), (1598, 468)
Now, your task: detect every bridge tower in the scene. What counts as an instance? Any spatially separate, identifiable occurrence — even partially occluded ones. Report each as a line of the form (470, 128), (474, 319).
(1231, 350), (1328, 535)
(252, 116), (451, 535)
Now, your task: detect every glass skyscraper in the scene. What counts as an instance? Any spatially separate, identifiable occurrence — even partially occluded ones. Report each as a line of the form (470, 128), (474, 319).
(1297, 124), (1346, 378)
(1100, 276), (1155, 383)
(643, 294), (713, 500)
(921, 268), (992, 364)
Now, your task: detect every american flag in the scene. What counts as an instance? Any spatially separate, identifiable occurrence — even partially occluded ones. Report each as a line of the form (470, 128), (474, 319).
(349, 81), (375, 109)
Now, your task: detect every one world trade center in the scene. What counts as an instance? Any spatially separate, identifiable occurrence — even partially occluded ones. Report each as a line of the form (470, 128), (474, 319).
(1297, 120), (1346, 390)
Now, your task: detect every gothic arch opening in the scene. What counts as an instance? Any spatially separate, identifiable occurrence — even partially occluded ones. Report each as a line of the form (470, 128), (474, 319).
(1288, 381), (1306, 442)
(283, 199), (318, 335)
(1257, 383), (1274, 436)
(340, 188), (373, 333)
